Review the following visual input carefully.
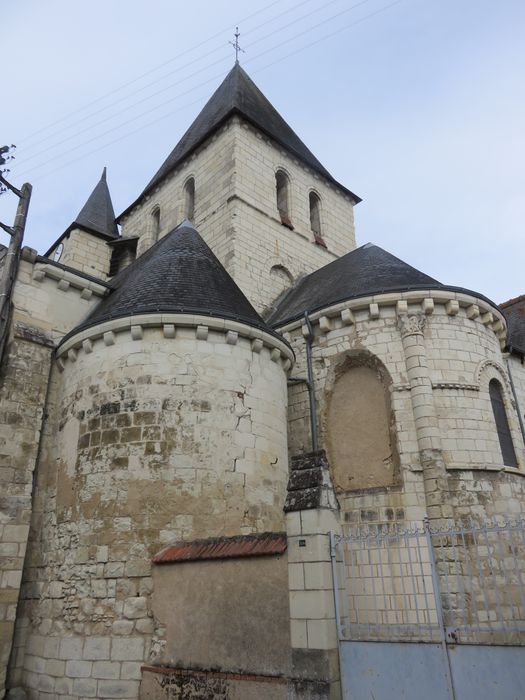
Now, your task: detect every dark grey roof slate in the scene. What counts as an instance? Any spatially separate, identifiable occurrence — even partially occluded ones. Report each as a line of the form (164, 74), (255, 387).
(118, 64), (360, 220)
(268, 243), (445, 326)
(73, 167), (118, 239)
(501, 295), (525, 356)
(64, 220), (275, 342)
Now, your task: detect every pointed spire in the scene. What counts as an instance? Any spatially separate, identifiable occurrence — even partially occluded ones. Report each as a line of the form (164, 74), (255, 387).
(72, 168), (118, 239)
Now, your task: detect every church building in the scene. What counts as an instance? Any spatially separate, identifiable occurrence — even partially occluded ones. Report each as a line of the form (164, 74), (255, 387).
(1, 62), (524, 700)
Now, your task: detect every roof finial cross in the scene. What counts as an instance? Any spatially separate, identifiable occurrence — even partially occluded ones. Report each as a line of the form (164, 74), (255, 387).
(229, 27), (245, 64)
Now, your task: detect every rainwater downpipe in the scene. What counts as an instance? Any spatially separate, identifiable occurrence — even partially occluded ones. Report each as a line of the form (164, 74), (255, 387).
(287, 312), (319, 452)
(506, 350), (525, 446)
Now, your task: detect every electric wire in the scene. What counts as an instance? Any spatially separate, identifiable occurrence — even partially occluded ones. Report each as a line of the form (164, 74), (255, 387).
(17, 0), (284, 145)
(18, 0), (405, 183)
(15, 0), (378, 178)
(17, 0), (319, 154)
(15, 0), (352, 167)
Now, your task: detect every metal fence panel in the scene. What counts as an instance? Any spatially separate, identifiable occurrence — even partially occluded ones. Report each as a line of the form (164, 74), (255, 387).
(335, 518), (525, 645)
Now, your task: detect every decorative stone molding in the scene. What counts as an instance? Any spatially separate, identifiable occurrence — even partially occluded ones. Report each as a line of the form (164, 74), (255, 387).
(276, 289), (506, 346)
(432, 382), (479, 391)
(55, 313), (294, 371)
(397, 313), (426, 338)
(30, 262), (109, 299)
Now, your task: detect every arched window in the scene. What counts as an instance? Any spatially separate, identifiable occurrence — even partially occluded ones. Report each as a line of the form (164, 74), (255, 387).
(151, 207), (161, 242)
(309, 191), (326, 247)
(327, 362), (396, 490)
(489, 379), (518, 467)
(275, 170), (293, 229)
(184, 178), (195, 221)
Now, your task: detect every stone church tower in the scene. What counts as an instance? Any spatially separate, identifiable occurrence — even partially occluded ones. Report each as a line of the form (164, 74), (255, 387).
(1, 63), (524, 700)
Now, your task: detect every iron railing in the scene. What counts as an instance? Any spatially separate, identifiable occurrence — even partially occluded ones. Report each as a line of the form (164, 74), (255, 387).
(332, 518), (525, 645)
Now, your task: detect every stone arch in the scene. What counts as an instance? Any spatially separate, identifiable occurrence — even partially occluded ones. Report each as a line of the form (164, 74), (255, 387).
(325, 351), (399, 491)
(489, 378), (518, 467)
(275, 168), (293, 228)
(309, 190), (322, 235)
(150, 205), (161, 242)
(477, 360), (522, 468)
(183, 176), (195, 221)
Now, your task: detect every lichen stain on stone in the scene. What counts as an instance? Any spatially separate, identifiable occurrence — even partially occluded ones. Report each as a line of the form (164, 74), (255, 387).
(157, 674), (229, 699)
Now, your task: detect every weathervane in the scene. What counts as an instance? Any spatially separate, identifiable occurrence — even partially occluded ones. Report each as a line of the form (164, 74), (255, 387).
(229, 27), (245, 64)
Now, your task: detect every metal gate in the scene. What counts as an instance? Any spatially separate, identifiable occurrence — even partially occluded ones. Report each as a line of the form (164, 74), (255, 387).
(330, 518), (525, 700)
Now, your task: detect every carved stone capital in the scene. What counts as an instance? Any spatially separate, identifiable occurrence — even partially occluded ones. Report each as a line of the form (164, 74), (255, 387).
(398, 313), (426, 338)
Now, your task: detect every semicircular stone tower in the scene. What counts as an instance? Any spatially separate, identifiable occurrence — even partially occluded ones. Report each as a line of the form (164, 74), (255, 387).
(16, 221), (294, 698)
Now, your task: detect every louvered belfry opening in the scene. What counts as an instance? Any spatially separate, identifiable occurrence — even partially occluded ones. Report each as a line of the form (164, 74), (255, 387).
(489, 378), (518, 467)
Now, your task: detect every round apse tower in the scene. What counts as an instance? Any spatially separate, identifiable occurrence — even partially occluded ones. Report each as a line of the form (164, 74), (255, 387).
(18, 221), (293, 699)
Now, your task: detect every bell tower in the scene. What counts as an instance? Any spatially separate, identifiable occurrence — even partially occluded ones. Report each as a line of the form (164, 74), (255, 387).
(117, 64), (360, 314)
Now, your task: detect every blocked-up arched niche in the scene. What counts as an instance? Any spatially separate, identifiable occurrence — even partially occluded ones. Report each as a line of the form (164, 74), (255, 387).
(489, 378), (518, 468)
(269, 264), (294, 302)
(327, 355), (397, 491)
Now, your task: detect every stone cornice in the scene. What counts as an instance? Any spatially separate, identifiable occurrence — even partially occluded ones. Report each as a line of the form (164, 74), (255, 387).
(55, 313), (295, 371)
(276, 288), (507, 347)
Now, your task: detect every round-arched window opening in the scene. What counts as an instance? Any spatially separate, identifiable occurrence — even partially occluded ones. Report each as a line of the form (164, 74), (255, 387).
(489, 378), (518, 467)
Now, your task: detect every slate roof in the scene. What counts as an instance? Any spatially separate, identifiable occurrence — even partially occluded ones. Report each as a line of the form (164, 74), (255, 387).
(72, 167), (119, 239)
(118, 64), (360, 221)
(501, 295), (525, 356)
(44, 168), (118, 257)
(268, 243), (446, 326)
(66, 220), (274, 340)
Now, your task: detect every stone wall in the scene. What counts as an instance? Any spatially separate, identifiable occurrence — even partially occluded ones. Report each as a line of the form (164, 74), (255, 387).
(119, 116), (356, 315)
(281, 289), (525, 528)
(0, 254), (104, 698)
(48, 229), (112, 281)
(11, 318), (290, 699)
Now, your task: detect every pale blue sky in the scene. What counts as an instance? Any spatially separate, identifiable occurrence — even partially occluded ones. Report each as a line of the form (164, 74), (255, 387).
(1, 0), (524, 303)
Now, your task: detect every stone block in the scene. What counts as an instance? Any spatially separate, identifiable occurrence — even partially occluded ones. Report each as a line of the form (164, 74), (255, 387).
(92, 661), (121, 679)
(83, 636), (110, 660)
(111, 636), (145, 661)
(59, 637), (84, 660)
(97, 680), (139, 698)
(65, 659), (92, 677)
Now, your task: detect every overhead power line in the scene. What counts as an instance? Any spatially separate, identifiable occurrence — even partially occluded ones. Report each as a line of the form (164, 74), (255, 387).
(17, 0), (285, 146)
(19, 0), (406, 184)
(15, 0), (348, 167)
(15, 0), (375, 178)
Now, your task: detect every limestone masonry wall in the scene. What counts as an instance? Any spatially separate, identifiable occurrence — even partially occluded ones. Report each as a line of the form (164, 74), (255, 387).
(48, 229), (112, 281)
(13, 323), (290, 699)
(0, 255), (103, 698)
(282, 291), (525, 528)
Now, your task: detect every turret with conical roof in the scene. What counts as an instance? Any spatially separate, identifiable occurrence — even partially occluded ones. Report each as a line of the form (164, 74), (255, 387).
(117, 64), (359, 316)
(45, 168), (119, 279)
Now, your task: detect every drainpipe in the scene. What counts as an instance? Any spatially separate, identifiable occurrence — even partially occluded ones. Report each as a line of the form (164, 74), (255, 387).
(286, 313), (319, 453)
(506, 351), (525, 446)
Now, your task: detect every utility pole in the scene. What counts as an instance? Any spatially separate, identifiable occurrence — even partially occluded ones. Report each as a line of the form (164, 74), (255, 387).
(0, 145), (32, 363)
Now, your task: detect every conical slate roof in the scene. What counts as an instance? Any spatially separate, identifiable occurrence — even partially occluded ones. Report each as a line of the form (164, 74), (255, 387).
(268, 243), (445, 326)
(73, 168), (118, 239)
(67, 220), (272, 339)
(119, 64), (359, 220)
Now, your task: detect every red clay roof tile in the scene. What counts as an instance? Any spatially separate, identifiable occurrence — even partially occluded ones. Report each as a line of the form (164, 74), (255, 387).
(153, 531), (286, 564)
